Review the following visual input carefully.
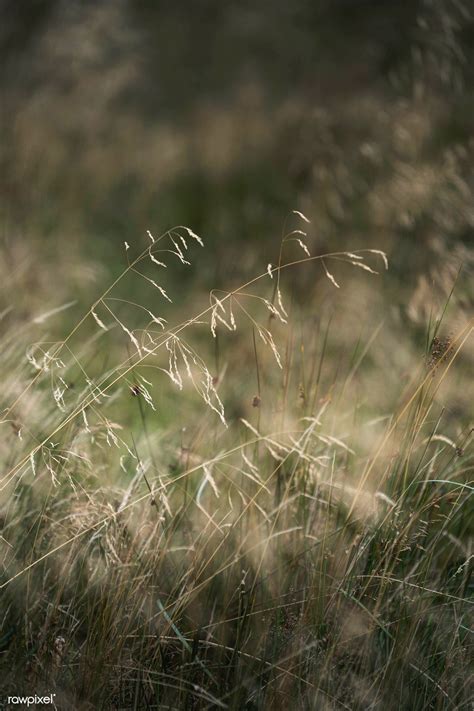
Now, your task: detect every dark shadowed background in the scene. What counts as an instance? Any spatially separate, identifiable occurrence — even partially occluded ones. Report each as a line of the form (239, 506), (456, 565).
(1, 0), (473, 415)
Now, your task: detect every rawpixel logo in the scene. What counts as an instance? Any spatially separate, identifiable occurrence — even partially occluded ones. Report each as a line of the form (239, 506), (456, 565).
(5, 695), (56, 708)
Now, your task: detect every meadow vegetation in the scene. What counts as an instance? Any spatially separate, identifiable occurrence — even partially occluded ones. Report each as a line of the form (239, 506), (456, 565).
(0, 217), (472, 709)
(1, 1), (473, 709)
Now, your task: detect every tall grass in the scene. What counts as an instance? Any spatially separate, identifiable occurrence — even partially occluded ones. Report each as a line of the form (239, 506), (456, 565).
(0, 221), (472, 710)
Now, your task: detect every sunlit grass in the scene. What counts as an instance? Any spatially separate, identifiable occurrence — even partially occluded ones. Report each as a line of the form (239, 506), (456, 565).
(0, 221), (472, 710)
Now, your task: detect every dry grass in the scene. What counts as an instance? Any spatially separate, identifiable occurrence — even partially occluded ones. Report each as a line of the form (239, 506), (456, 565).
(0, 221), (472, 710)
(1, 5), (474, 706)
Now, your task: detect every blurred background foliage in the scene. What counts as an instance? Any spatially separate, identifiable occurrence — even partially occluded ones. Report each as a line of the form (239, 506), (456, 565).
(0, 0), (473, 419)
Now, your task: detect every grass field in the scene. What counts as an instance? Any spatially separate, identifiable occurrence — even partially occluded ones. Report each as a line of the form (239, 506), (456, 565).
(0, 219), (472, 709)
(1, 2), (474, 709)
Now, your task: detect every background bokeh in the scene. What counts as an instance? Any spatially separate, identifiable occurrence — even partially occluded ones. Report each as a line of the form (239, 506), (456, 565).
(1, 0), (473, 419)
